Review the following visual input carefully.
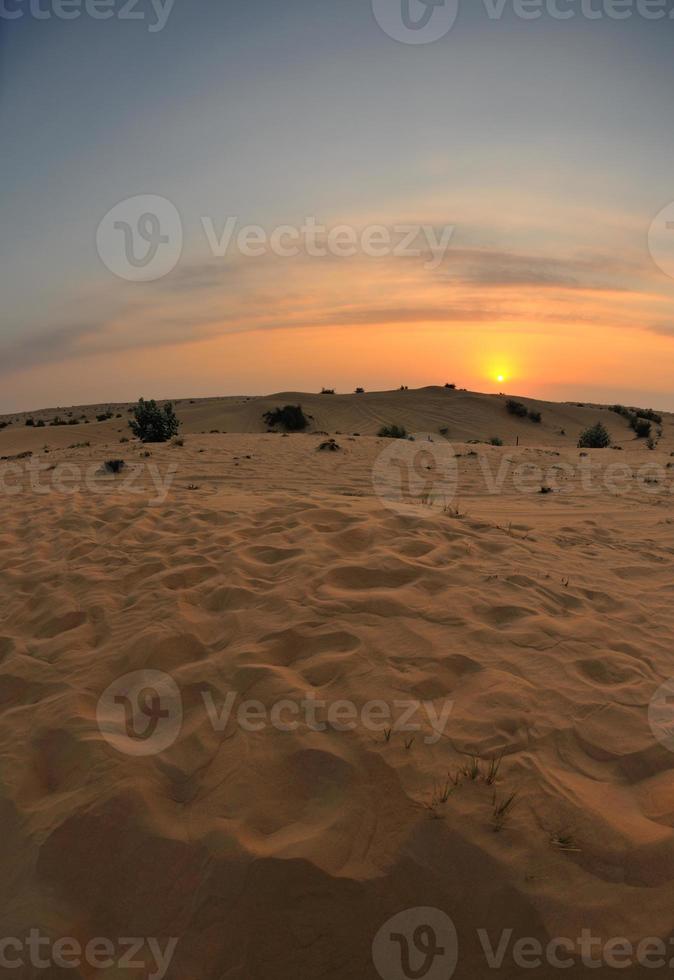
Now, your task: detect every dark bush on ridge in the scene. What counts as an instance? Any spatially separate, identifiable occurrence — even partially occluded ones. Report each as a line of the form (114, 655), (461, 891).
(378, 424), (407, 439)
(578, 422), (611, 449)
(263, 405), (309, 431)
(129, 398), (180, 443)
(506, 399), (528, 418)
(506, 399), (542, 423)
(611, 404), (662, 430)
(631, 417), (652, 439)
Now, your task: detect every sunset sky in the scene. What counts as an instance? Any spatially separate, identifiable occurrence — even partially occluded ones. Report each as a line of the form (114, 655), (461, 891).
(2, 0), (674, 413)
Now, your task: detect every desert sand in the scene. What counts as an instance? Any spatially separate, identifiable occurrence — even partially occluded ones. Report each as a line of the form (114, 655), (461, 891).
(1, 386), (674, 978)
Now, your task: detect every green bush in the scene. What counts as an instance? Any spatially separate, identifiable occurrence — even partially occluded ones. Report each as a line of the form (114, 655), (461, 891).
(378, 424), (407, 439)
(489, 437), (503, 446)
(129, 398), (180, 443)
(263, 405), (309, 431)
(578, 422), (611, 449)
(527, 410), (542, 424)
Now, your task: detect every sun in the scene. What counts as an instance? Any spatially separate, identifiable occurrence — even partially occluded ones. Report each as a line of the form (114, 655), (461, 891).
(496, 374), (505, 384)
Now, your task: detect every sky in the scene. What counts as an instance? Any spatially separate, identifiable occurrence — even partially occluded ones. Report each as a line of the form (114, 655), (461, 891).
(1, 0), (674, 413)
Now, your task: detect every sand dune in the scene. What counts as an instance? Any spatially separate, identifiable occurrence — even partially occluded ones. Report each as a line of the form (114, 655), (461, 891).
(1, 388), (674, 978)
(2, 384), (671, 450)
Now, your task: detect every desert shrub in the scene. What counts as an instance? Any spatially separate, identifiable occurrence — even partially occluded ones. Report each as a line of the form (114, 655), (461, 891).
(321, 388), (335, 395)
(129, 398), (180, 443)
(635, 408), (662, 424)
(36, 419), (45, 428)
(490, 437), (503, 446)
(103, 459), (125, 474)
(613, 404), (661, 429)
(96, 411), (113, 422)
(355, 387), (365, 394)
(50, 416), (67, 426)
(67, 418), (79, 426)
(578, 422), (611, 449)
(444, 383), (456, 389)
(631, 417), (652, 439)
(611, 404), (631, 420)
(25, 418), (35, 426)
(262, 405), (309, 432)
(506, 399), (528, 418)
(317, 439), (340, 452)
(378, 424), (407, 439)
(527, 410), (542, 423)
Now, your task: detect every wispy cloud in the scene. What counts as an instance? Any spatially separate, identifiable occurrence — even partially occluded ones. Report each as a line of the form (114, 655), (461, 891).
(1, 244), (671, 380)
